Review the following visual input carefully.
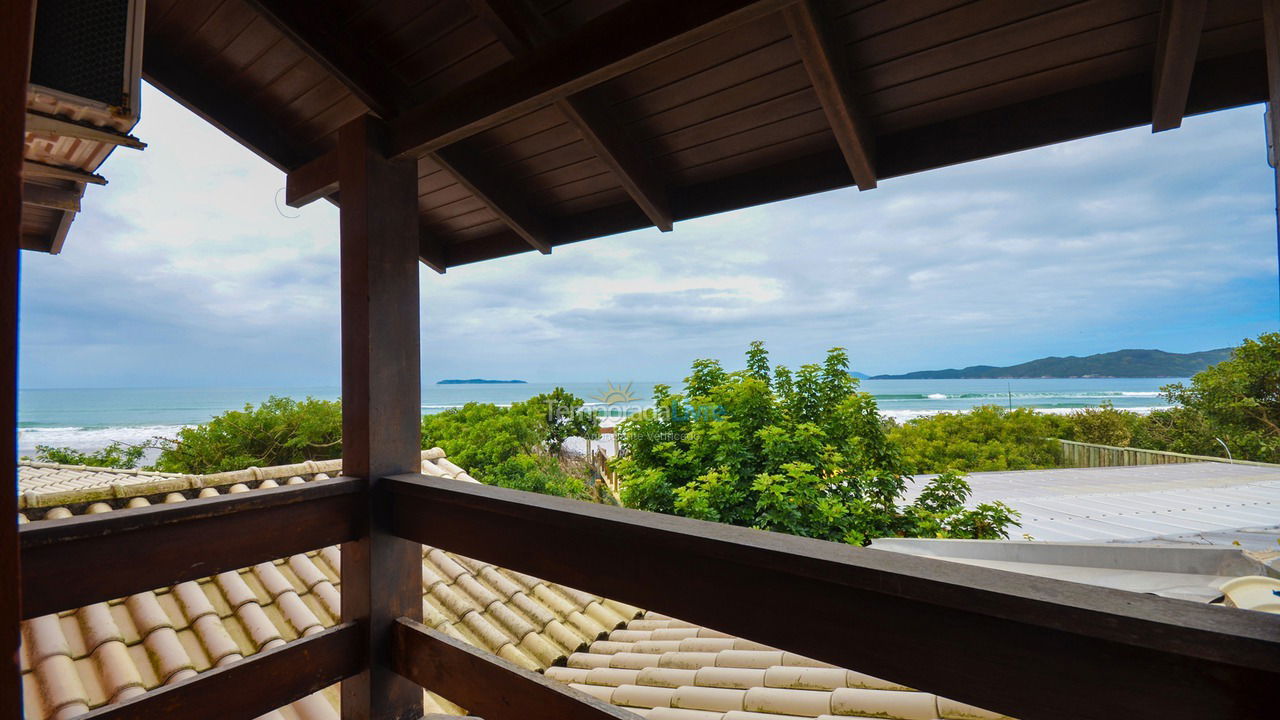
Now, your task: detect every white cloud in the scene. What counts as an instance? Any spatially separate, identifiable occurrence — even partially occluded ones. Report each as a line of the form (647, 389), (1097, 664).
(19, 86), (1280, 387)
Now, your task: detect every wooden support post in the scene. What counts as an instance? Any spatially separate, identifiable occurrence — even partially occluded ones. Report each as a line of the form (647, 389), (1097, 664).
(1, 2), (34, 716)
(336, 114), (423, 720)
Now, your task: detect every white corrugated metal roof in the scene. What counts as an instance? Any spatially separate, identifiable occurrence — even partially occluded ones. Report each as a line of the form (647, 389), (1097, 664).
(908, 462), (1280, 545)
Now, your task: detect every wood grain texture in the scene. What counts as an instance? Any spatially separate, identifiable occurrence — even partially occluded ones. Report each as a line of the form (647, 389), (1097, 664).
(2, 2), (33, 714)
(336, 114), (424, 720)
(391, 618), (635, 720)
(387, 0), (795, 158)
(473, 0), (674, 231)
(19, 477), (363, 619)
(785, 0), (875, 189)
(386, 473), (1280, 720)
(79, 622), (364, 720)
(1152, 0), (1208, 131)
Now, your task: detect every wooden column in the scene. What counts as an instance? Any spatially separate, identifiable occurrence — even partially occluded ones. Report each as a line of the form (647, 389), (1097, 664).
(1, 2), (34, 717)
(336, 115), (423, 720)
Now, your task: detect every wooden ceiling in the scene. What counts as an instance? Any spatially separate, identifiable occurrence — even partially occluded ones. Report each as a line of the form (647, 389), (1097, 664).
(141, 0), (1272, 270)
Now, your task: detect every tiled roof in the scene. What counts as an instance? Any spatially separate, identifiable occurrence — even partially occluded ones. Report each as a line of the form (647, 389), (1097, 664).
(16, 453), (639, 719)
(547, 614), (1005, 720)
(15, 454), (1015, 720)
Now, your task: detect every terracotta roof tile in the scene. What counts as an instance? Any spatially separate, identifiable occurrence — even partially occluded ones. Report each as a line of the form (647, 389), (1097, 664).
(15, 452), (1011, 720)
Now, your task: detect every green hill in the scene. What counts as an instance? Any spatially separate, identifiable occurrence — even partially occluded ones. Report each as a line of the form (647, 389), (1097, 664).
(873, 348), (1233, 379)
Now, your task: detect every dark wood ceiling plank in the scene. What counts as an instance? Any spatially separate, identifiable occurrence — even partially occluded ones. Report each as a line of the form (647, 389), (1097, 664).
(20, 184), (81, 213)
(432, 146), (553, 253)
(474, 0), (674, 230)
(853, 0), (1152, 93)
(785, 0), (875, 190)
(864, 14), (1161, 121)
(246, 0), (402, 117)
(439, 49), (1265, 268)
(386, 0), (798, 159)
(261, 0), (548, 251)
(1151, 0), (1208, 131)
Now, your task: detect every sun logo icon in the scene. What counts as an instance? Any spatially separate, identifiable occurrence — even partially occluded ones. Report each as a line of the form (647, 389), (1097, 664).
(593, 381), (638, 405)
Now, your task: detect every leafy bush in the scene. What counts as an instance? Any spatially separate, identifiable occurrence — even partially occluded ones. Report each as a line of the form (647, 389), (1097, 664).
(420, 389), (598, 498)
(1152, 333), (1280, 462)
(613, 342), (1017, 545)
(889, 406), (1068, 474)
(153, 396), (342, 473)
(30, 442), (145, 469)
(482, 454), (590, 499)
(1062, 402), (1143, 447)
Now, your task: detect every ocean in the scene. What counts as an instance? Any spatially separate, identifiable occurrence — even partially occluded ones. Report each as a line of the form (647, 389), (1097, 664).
(16, 378), (1181, 459)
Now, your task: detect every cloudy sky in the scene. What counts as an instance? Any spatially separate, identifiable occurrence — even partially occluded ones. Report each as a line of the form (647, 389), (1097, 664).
(18, 84), (1280, 388)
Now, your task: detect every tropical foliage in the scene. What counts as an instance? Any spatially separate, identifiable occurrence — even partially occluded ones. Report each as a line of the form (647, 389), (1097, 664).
(30, 442), (146, 469)
(612, 342), (1018, 545)
(152, 396), (343, 473)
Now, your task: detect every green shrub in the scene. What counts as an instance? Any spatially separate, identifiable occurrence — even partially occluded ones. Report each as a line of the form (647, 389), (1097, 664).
(613, 342), (1017, 544)
(30, 442), (146, 469)
(889, 406), (1068, 474)
(153, 396), (342, 473)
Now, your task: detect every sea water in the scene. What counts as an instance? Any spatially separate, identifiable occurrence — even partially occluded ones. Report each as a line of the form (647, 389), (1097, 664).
(17, 377), (1180, 457)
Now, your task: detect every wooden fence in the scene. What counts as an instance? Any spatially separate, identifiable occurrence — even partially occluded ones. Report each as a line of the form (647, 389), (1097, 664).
(1055, 439), (1280, 469)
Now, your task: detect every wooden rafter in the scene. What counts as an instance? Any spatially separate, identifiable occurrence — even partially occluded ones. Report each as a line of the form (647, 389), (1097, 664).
(22, 160), (105, 185)
(269, 0), (553, 256)
(1151, 0), (1208, 132)
(472, 0), (674, 231)
(243, 0), (401, 118)
(20, 183), (81, 212)
(432, 146), (552, 254)
(388, 0), (794, 159)
(785, 0), (875, 190)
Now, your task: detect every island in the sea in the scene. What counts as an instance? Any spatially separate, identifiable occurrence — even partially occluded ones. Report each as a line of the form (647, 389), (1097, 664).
(437, 378), (528, 384)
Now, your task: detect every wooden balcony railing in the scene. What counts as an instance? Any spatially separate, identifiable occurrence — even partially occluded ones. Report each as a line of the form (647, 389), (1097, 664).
(13, 471), (1280, 720)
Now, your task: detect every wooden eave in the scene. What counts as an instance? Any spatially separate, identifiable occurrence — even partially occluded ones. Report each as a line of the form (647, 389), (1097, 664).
(139, 0), (1271, 272)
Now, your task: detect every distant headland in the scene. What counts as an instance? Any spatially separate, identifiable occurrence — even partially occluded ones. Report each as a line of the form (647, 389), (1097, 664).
(436, 378), (528, 384)
(872, 348), (1232, 380)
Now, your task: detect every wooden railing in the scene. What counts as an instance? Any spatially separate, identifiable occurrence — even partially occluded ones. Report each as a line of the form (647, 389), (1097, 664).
(1056, 438), (1280, 469)
(16, 472), (1280, 720)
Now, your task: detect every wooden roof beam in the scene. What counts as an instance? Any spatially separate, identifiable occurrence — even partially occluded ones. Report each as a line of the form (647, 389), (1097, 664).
(22, 161), (106, 185)
(472, 0), (674, 231)
(264, 0), (551, 253)
(431, 147), (552, 254)
(1151, 0), (1208, 132)
(785, 0), (875, 190)
(388, 0), (795, 159)
(21, 184), (82, 213)
(243, 0), (402, 118)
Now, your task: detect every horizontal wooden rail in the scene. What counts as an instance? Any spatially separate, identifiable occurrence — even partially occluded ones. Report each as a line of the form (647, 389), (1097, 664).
(80, 621), (364, 720)
(387, 474), (1280, 720)
(1055, 438), (1280, 468)
(20, 477), (364, 618)
(391, 618), (633, 720)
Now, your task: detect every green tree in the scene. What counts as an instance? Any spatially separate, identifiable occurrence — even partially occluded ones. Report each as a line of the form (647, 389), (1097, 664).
(420, 402), (542, 474)
(614, 343), (1017, 544)
(153, 396), (343, 473)
(512, 388), (601, 455)
(1063, 402), (1142, 447)
(30, 442), (146, 469)
(1144, 333), (1280, 462)
(889, 406), (1068, 474)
